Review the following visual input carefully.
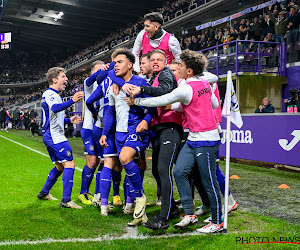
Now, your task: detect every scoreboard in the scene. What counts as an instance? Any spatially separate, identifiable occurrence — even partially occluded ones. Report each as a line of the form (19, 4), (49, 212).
(0, 32), (11, 50)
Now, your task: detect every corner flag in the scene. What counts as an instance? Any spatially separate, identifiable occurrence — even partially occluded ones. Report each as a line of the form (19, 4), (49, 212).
(221, 71), (243, 234)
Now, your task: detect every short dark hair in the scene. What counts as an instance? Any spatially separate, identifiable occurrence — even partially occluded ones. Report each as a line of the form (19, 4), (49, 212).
(144, 12), (163, 25)
(140, 53), (150, 61)
(150, 49), (167, 63)
(180, 49), (207, 76)
(114, 48), (135, 64)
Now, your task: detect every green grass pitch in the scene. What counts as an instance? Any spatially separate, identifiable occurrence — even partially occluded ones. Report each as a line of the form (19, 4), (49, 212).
(0, 130), (299, 249)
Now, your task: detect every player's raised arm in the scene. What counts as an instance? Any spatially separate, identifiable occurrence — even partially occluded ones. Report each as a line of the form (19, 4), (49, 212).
(86, 85), (104, 115)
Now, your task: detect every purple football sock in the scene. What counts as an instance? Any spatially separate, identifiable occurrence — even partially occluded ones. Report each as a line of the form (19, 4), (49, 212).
(95, 163), (103, 194)
(80, 165), (94, 194)
(100, 166), (112, 206)
(157, 184), (161, 197)
(216, 164), (231, 196)
(112, 169), (121, 196)
(62, 168), (75, 203)
(41, 167), (62, 194)
(122, 161), (143, 198)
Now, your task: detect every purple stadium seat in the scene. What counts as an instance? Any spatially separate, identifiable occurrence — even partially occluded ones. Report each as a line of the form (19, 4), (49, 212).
(294, 40), (300, 51)
(265, 47), (273, 54)
(273, 45), (281, 56)
(287, 43), (294, 53)
(247, 54), (255, 61)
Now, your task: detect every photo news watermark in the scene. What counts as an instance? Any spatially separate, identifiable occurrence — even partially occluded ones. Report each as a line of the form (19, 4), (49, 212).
(236, 236), (300, 245)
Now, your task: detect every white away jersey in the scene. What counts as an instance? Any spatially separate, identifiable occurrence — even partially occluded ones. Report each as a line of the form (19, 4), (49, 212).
(82, 79), (98, 130)
(42, 88), (67, 146)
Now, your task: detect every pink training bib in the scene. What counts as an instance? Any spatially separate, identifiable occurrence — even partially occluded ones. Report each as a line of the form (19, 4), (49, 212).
(150, 72), (182, 127)
(142, 32), (174, 64)
(182, 80), (217, 132)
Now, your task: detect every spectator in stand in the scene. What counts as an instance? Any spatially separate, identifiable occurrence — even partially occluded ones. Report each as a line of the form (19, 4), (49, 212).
(215, 31), (224, 45)
(185, 37), (192, 49)
(238, 23), (247, 40)
(233, 20), (240, 32)
(249, 38), (258, 53)
(240, 18), (247, 29)
(268, 5), (288, 44)
(263, 33), (276, 50)
(206, 36), (215, 49)
(255, 97), (275, 113)
(262, 14), (275, 37)
(287, 5), (300, 45)
(245, 20), (252, 40)
(251, 16), (262, 41)
(198, 34), (207, 50)
(228, 27), (238, 52)
(191, 37), (199, 51)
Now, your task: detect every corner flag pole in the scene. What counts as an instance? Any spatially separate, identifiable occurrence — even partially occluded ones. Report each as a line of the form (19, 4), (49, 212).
(223, 70), (232, 234)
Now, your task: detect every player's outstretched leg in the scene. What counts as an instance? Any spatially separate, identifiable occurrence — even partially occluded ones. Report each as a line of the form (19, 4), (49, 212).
(37, 166), (62, 200)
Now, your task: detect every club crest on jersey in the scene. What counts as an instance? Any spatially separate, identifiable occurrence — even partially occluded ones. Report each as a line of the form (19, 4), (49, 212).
(67, 151), (71, 156)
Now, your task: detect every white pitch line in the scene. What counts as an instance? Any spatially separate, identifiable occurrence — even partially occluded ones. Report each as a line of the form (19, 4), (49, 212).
(0, 134), (82, 172)
(0, 230), (201, 246)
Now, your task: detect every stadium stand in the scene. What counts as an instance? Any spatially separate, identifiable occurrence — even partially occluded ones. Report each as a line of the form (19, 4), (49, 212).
(0, 0), (299, 114)
(1, 0), (299, 86)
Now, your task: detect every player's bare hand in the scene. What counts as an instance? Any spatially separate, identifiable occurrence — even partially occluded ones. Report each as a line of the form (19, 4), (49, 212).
(99, 63), (110, 71)
(125, 97), (135, 106)
(136, 120), (148, 133)
(161, 104), (172, 112)
(122, 83), (136, 95)
(130, 86), (141, 97)
(72, 91), (84, 102)
(100, 135), (108, 147)
(112, 83), (121, 96)
(70, 115), (82, 124)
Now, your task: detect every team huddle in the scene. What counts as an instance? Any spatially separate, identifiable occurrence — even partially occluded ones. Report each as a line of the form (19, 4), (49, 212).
(37, 12), (238, 234)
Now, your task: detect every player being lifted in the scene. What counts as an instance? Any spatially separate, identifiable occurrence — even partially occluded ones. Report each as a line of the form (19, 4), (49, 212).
(132, 12), (181, 73)
(100, 48), (156, 225)
(37, 67), (84, 209)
